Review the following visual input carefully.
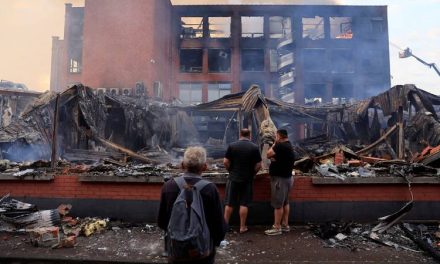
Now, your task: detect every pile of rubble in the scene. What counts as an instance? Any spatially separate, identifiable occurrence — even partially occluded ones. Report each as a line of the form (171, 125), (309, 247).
(0, 83), (439, 182)
(311, 221), (440, 260)
(295, 144), (440, 180)
(0, 194), (109, 249)
(0, 159), (53, 178)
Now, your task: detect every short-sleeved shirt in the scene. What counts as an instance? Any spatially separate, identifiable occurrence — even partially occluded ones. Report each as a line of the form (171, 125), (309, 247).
(225, 139), (262, 183)
(269, 141), (295, 178)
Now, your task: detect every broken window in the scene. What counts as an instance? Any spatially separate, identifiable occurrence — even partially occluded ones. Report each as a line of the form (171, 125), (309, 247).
(241, 16), (264, 38)
(360, 49), (384, 73)
(269, 49), (278, 72)
(330, 17), (353, 39)
(67, 7), (83, 74)
(153, 81), (163, 98)
(304, 83), (326, 104)
(180, 49), (203, 73)
(180, 17), (204, 39)
(179, 83), (203, 105)
(371, 17), (384, 33)
(330, 49), (354, 73)
(303, 49), (326, 72)
(208, 17), (231, 38)
(242, 49), (264, 72)
(69, 59), (81, 73)
(208, 49), (231, 73)
(332, 82), (354, 103)
(208, 83), (231, 102)
(302, 16), (324, 40)
(269, 16), (291, 38)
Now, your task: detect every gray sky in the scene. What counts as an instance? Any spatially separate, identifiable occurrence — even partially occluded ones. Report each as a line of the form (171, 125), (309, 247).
(1, 0), (439, 94)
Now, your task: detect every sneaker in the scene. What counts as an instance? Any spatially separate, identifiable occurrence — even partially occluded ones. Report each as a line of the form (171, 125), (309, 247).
(281, 225), (290, 232)
(264, 226), (282, 236)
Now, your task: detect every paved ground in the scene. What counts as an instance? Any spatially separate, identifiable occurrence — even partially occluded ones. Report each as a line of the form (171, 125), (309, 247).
(0, 225), (438, 264)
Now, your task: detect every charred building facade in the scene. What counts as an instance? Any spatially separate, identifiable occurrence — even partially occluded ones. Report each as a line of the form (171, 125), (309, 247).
(51, 1), (390, 104)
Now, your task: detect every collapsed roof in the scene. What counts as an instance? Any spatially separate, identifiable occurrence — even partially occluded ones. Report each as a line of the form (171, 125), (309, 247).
(0, 84), (439, 164)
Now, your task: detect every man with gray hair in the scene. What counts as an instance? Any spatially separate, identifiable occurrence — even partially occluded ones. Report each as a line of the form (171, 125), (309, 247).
(158, 147), (227, 264)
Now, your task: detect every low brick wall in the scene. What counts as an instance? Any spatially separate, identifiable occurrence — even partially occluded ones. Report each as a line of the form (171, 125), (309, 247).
(1, 174), (439, 223)
(0, 175), (163, 200)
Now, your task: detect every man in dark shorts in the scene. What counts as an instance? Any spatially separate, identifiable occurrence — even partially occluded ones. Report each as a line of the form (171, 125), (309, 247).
(265, 129), (295, 236)
(223, 128), (262, 234)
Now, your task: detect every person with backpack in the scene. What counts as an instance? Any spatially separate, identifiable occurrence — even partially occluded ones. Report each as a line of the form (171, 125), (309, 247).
(157, 146), (227, 264)
(223, 128), (262, 234)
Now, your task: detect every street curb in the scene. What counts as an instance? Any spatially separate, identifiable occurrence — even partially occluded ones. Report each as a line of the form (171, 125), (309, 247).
(0, 256), (167, 264)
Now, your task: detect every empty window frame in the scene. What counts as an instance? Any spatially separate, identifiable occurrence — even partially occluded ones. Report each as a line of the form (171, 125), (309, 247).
(180, 17), (204, 39)
(302, 16), (324, 40)
(330, 49), (354, 73)
(69, 59), (81, 73)
(269, 49), (278, 72)
(242, 49), (265, 72)
(304, 83), (326, 104)
(330, 17), (353, 39)
(180, 49), (203, 73)
(332, 82), (354, 102)
(303, 49), (326, 72)
(208, 83), (231, 101)
(179, 83), (203, 104)
(360, 49), (384, 73)
(208, 17), (231, 38)
(371, 17), (384, 33)
(153, 81), (163, 98)
(269, 16), (291, 38)
(241, 16), (264, 38)
(208, 49), (231, 73)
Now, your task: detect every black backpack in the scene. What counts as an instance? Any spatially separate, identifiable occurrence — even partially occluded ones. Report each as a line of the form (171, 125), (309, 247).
(166, 176), (213, 262)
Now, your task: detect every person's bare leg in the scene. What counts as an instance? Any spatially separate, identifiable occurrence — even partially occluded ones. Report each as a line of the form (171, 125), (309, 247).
(273, 207), (283, 228)
(281, 203), (290, 227)
(239, 206), (248, 232)
(224, 205), (233, 224)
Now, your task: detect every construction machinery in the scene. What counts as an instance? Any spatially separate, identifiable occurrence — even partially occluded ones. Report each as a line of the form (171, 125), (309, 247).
(399, 48), (440, 77)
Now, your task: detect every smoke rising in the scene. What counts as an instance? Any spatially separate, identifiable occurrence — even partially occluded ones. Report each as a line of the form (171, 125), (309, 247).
(1, 0), (438, 95)
(0, 0), (85, 93)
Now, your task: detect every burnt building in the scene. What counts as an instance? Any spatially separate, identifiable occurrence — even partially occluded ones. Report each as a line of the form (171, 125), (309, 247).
(51, 0), (390, 104)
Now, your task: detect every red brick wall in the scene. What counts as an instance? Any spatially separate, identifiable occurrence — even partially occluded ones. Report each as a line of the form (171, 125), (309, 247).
(250, 176), (437, 202)
(0, 176), (162, 200)
(82, 0), (171, 94)
(0, 175), (439, 202)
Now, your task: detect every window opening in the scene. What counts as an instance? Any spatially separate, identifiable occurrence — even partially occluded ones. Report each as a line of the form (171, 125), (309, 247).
(180, 17), (204, 38)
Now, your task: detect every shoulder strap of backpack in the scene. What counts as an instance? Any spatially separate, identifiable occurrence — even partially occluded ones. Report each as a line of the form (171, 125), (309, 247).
(194, 179), (211, 191)
(174, 176), (187, 191)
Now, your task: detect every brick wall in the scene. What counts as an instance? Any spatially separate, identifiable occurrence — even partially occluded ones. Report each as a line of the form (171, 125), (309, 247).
(82, 0), (172, 93)
(1, 175), (439, 202)
(0, 176), (162, 200)
(252, 176), (440, 202)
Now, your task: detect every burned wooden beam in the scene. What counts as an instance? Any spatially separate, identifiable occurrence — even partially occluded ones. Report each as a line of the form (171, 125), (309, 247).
(93, 135), (158, 164)
(51, 94), (60, 169)
(356, 124), (398, 155)
(62, 149), (125, 162)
